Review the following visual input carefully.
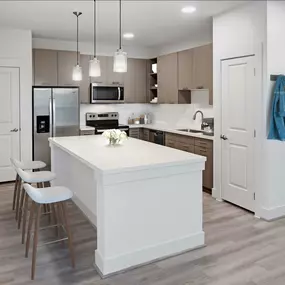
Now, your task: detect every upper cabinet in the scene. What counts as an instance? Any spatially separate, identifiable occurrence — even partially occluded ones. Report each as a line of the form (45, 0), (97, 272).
(106, 57), (124, 85)
(58, 51), (79, 86)
(192, 44), (213, 90)
(124, 59), (147, 103)
(178, 49), (194, 91)
(157, 53), (178, 104)
(80, 54), (91, 104)
(33, 49), (57, 86)
(90, 56), (108, 85)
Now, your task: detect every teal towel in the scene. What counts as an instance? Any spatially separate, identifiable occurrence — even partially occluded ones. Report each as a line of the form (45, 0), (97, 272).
(268, 75), (285, 141)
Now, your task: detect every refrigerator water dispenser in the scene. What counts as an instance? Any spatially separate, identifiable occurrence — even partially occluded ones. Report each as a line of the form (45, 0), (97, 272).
(36, 115), (50, 133)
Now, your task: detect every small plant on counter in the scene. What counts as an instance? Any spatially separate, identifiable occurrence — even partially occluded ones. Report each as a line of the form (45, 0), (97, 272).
(102, 129), (128, 145)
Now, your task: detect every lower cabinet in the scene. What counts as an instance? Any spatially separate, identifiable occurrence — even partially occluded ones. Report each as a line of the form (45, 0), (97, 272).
(165, 132), (213, 191)
(129, 128), (140, 139)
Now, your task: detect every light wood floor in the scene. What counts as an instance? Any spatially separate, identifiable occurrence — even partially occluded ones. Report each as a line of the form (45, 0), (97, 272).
(1, 183), (285, 285)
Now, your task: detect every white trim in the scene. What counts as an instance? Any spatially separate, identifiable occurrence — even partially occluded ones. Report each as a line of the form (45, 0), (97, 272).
(258, 205), (285, 221)
(95, 231), (205, 277)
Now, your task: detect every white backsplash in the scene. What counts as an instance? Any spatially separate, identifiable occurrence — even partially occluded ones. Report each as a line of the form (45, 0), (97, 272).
(80, 90), (214, 129)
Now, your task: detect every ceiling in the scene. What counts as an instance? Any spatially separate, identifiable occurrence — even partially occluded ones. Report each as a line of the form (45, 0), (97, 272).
(0, 1), (246, 49)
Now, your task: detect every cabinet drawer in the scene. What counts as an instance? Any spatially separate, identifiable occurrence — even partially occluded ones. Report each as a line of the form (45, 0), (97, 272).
(176, 142), (195, 153)
(142, 129), (150, 141)
(165, 133), (194, 145)
(129, 128), (140, 139)
(194, 138), (213, 149)
(165, 140), (176, 149)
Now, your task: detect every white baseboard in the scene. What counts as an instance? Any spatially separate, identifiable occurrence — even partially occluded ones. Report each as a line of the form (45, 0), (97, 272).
(259, 205), (285, 221)
(95, 231), (205, 277)
(211, 187), (221, 200)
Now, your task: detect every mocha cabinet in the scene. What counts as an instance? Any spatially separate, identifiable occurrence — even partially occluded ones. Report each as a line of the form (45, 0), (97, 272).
(33, 49), (58, 86)
(178, 49), (194, 91)
(106, 57), (124, 85)
(192, 44), (213, 103)
(80, 54), (91, 103)
(90, 56), (108, 85)
(58, 51), (79, 86)
(124, 59), (147, 103)
(129, 128), (140, 139)
(194, 138), (213, 190)
(165, 132), (213, 191)
(157, 53), (178, 104)
(141, 129), (150, 141)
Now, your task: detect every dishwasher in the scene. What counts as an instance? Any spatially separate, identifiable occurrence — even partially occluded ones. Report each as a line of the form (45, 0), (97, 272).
(149, 130), (165, 145)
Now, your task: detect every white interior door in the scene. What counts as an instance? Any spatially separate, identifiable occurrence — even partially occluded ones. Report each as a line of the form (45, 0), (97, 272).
(0, 67), (20, 182)
(221, 56), (255, 211)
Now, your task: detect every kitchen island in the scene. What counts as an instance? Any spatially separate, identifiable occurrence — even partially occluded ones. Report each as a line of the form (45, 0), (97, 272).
(49, 135), (206, 277)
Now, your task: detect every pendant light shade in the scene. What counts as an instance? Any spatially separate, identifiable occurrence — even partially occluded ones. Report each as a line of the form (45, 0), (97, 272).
(89, 57), (101, 77)
(113, 49), (127, 73)
(73, 12), (83, 81)
(73, 64), (83, 81)
(89, 0), (101, 77)
(113, 0), (127, 73)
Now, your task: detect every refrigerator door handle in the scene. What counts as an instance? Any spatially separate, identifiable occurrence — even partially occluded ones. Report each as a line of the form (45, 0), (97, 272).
(52, 98), (56, 137)
(49, 97), (53, 137)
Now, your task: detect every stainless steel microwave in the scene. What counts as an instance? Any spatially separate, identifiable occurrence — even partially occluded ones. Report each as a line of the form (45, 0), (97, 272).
(90, 84), (124, 104)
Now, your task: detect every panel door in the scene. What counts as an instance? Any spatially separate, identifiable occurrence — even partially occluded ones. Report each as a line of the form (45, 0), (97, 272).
(0, 67), (20, 181)
(157, 53), (178, 104)
(34, 49), (58, 86)
(134, 59), (147, 103)
(58, 51), (79, 86)
(90, 56), (108, 85)
(178, 49), (194, 90)
(221, 56), (255, 211)
(80, 54), (91, 104)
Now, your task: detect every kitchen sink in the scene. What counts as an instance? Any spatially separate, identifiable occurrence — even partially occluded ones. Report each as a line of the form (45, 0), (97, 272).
(177, 129), (203, 134)
(177, 129), (214, 136)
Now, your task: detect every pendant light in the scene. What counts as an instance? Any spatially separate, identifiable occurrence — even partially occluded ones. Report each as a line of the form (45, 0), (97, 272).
(113, 0), (127, 73)
(72, 11), (83, 81)
(89, 0), (101, 77)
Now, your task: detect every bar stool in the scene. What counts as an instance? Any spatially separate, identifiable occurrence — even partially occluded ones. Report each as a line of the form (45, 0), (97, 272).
(16, 168), (56, 244)
(10, 158), (46, 216)
(23, 183), (75, 280)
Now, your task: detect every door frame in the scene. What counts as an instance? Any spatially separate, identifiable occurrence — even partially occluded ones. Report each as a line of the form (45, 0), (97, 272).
(0, 62), (21, 168)
(213, 43), (264, 216)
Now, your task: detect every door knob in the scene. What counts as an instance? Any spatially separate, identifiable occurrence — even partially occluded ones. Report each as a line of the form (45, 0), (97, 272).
(220, 134), (228, 140)
(10, 128), (18, 132)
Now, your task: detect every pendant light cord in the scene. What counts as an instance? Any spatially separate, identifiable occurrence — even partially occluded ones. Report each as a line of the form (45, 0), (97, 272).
(77, 13), (79, 65)
(94, 0), (96, 58)
(119, 0), (122, 50)
(73, 12), (82, 65)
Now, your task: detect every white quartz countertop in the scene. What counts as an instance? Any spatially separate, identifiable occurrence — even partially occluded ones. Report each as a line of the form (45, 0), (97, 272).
(49, 136), (206, 174)
(128, 124), (214, 141)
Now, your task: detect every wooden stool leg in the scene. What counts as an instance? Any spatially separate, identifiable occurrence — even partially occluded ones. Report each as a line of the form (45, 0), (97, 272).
(61, 202), (75, 268)
(15, 179), (22, 220)
(12, 174), (19, 210)
(22, 192), (29, 244)
(17, 186), (25, 229)
(51, 203), (59, 237)
(31, 204), (41, 280)
(26, 201), (35, 258)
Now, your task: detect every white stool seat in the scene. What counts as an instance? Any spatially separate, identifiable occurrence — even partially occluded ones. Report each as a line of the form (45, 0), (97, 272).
(11, 158), (46, 170)
(23, 184), (73, 204)
(17, 168), (56, 184)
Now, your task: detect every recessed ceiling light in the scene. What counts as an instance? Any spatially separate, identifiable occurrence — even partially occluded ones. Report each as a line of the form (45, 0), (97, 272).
(123, 33), (134, 39)
(181, 6), (196, 14)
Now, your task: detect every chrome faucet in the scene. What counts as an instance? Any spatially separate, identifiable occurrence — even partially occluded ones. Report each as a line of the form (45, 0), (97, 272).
(193, 110), (204, 121)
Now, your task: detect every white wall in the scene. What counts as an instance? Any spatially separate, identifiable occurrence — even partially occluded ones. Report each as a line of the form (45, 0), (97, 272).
(213, 1), (267, 215)
(0, 28), (33, 162)
(80, 94), (213, 130)
(33, 38), (156, 59)
(261, 1), (285, 219)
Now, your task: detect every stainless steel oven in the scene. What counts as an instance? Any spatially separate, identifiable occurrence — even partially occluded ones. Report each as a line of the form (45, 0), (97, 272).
(90, 84), (124, 104)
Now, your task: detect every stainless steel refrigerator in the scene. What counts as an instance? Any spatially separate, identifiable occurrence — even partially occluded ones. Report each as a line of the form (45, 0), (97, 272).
(33, 87), (80, 169)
